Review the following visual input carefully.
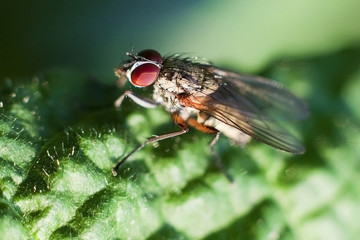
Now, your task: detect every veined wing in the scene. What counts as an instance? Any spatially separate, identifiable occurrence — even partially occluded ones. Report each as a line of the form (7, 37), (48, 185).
(211, 68), (309, 120)
(195, 66), (308, 154)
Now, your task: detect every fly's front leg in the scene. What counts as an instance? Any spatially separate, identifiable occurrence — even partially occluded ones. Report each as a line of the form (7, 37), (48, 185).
(114, 90), (159, 109)
(112, 113), (189, 176)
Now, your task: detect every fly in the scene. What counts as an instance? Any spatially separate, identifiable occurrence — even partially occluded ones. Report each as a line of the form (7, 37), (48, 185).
(112, 49), (308, 179)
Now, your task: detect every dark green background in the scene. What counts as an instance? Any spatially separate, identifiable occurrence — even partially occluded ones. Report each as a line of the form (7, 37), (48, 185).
(1, 1), (360, 239)
(2, 0), (359, 79)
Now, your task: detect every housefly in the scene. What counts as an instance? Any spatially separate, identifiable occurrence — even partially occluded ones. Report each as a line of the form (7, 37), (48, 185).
(112, 49), (308, 178)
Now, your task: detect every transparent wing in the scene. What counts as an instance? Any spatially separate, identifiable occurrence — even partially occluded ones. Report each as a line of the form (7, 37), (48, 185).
(212, 68), (309, 120)
(195, 66), (309, 154)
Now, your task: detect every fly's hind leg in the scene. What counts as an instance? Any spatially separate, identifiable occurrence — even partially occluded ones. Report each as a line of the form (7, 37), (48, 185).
(209, 132), (234, 183)
(186, 118), (233, 182)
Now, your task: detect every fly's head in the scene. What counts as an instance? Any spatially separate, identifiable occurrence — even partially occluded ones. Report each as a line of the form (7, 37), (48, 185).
(114, 49), (163, 87)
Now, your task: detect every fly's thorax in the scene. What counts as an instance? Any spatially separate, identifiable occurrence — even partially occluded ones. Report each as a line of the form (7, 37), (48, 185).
(152, 67), (203, 112)
(152, 74), (183, 113)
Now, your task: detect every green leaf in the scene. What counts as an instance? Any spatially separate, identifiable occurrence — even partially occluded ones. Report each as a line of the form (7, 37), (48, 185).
(1, 49), (360, 240)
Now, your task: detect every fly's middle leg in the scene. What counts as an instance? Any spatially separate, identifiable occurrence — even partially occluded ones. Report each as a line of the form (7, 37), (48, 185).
(112, 113), (189, 176)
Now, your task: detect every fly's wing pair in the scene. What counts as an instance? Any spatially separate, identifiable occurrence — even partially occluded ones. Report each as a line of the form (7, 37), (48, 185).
(192, 66), (309, 154)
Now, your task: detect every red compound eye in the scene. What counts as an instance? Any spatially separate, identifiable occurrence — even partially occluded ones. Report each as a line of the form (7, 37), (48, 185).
(130, 63), (160, 87)
(138, 49), (162, 63)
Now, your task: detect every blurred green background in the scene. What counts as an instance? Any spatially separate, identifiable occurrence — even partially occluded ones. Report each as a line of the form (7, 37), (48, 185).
(1, 0), (360, 239)
(2, 0), (359, 78)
